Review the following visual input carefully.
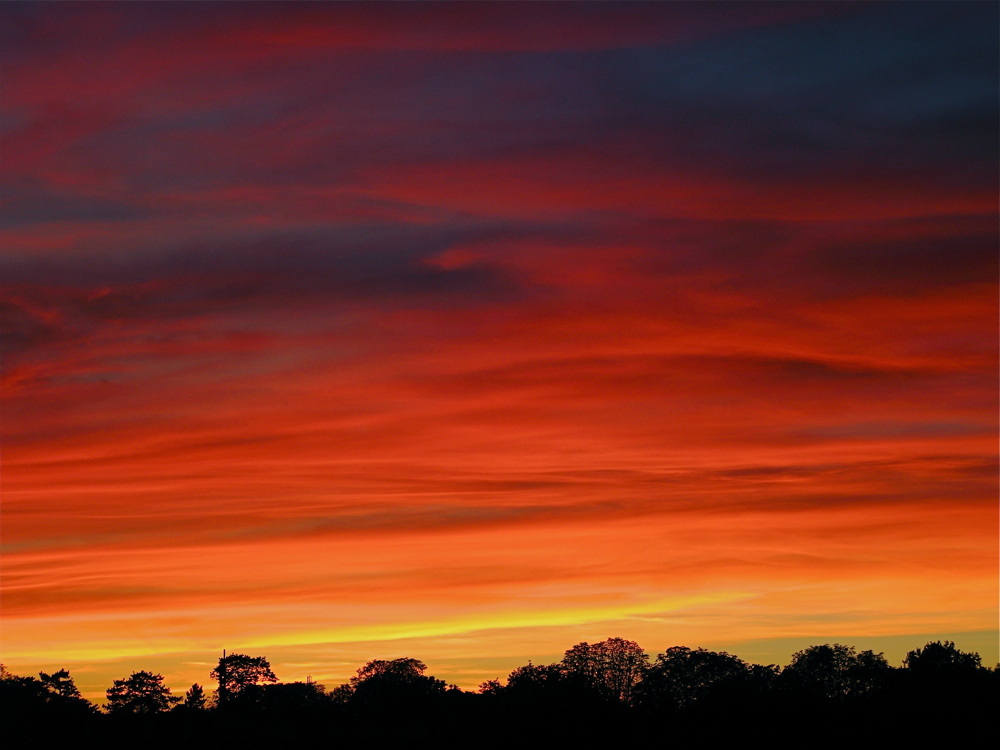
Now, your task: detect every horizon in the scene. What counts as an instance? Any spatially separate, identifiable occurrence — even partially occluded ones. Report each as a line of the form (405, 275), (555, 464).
(6, 631), (997, 706)
(2, 2), (997, 707)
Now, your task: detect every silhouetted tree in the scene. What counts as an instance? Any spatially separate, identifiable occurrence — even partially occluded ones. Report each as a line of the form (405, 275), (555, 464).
(778, 643), (892, 701)
(105, 671), (179, 714)
(782, 643), (858, 699)
(561, 637), (649, 703)
(503, 659), (613, 710)
(345, 657), (446, 708)
(847, 649), (892, 694)
(2, 664), (93, 713)
(504, 661), (568, 696)
(39, 669), (82, 699)
(748, 662), (781, 688)
(479, 678), (503, 695)
(635, 646), (751, 711)
(2, 664), (56, 705)
(352, 657), (427, 683)
(903, 640), (982, 675)
(2, 664), (97, 746)
(210, 653), (277, 705)
(488, 658), (621, 745)
(182, 682), (207, 710)
(891, 641), (993, 747)
(329, 682), (355, 705)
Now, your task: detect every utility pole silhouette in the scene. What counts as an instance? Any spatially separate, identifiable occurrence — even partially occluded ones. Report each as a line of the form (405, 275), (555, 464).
(218, 649), (227, 704)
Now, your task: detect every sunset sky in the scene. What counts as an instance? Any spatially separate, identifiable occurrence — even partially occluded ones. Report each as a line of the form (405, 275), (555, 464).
(2, 2), (997, 702)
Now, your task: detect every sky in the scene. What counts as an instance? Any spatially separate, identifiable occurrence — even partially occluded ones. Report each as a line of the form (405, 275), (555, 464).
(1, 1), (997, 702)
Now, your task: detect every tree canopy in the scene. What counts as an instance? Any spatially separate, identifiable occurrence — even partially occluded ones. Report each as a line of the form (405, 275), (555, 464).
(504, 662), (569, 695)
(345, 657), (447, 708)
(183, 682), (207, 710)
(351, 657), (429, 686)
(39, 668), (82, 699)
(105, 671), (178, 714)
(782, 643), (890, 698)
(561, 637), (649, 703)
(904, 641), (982, 675)
(210, 653), (277, 704)
(636, 646), (752, 710)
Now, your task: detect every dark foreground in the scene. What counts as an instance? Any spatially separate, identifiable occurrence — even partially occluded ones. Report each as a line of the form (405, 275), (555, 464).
(3, 639), (996, 749)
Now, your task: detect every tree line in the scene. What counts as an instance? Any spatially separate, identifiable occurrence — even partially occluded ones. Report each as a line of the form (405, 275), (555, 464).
(3, 638), (995, 748)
